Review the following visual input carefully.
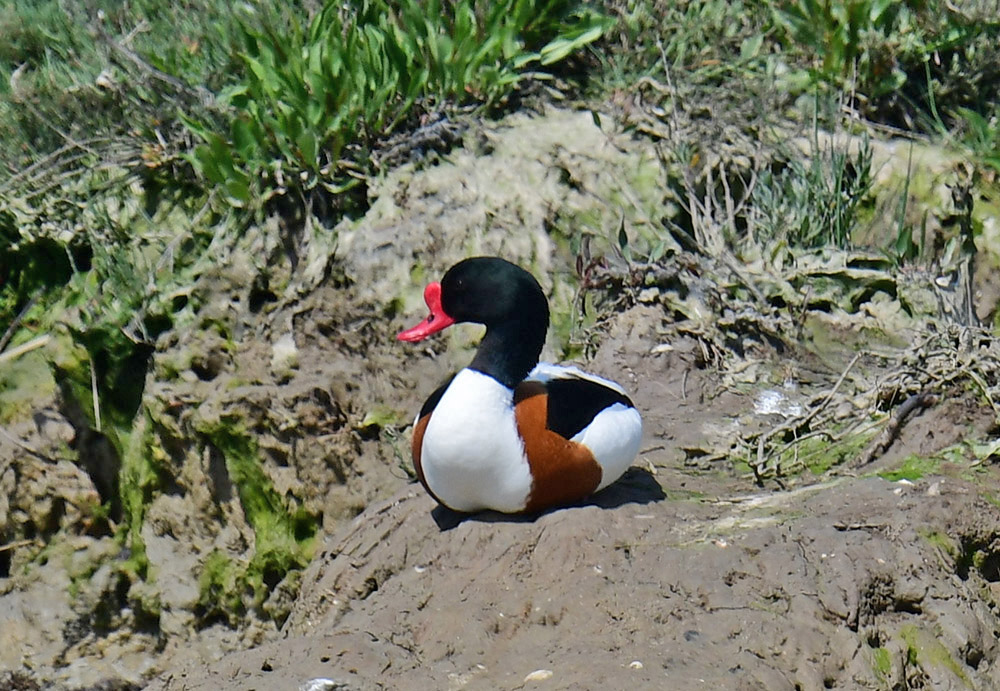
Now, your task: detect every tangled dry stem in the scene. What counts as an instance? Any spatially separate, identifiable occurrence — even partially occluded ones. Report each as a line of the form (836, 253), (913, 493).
(749, 324), (1000, 484)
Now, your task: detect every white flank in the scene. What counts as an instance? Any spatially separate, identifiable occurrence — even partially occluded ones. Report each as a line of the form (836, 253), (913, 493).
(420, 369), (532, 512)
(573, 403), (643, 491)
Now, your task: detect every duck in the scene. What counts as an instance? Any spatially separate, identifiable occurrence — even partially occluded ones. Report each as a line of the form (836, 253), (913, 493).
(397, 256), (642, 514)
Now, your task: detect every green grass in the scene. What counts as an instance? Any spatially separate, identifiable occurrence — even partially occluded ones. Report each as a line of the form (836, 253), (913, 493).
(598, 0), (1000, 261)
(602, 0), (1000, 134)
(182, 0), (614, 217)
(751, 130), (874, 249)
(878, 454), (940, 482)
(0, 0), (253, 165)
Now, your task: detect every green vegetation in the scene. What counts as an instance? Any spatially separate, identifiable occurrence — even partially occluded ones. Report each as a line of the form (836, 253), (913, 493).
(591, 0), (1000, 276)
(877, 436), (1000, 484)
(0, 0), (615, 619)
(871, 644), (892, 680)
(878, 454), (940, 482)
(196, 418), (318, 623)
(4, 0), (998, 368)
(118, 411), (163, 578)
(604, 0), (1000, 134)
(752, 133), (873, 249)
(919, 528), (960, 562)
(898, 624), (970, 685)
(184, 0), (613, 216)
(0, 351), (55, 424)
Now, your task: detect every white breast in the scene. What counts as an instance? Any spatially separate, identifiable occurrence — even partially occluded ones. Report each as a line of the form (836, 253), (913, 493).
(420, 369), (532, 512)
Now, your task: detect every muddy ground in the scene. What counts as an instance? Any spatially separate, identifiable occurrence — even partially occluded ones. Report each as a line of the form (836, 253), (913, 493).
(3, 107), (1000, 690)
(146, 308), (1000, 691)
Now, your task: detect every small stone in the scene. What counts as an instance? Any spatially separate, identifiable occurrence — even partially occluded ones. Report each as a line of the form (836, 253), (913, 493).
(524, 669), (553, 682)
(638, 288), (660, 303)
(271, 332), (299, 375)
(299, 679), (351, 691)
(629, 661), (644, 669)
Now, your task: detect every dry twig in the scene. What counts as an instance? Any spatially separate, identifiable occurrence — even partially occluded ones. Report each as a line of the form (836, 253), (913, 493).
(854, 392), (938, 467)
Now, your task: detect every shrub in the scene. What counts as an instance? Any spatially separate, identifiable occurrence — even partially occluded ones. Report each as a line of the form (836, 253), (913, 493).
(182, 0), (614, 217)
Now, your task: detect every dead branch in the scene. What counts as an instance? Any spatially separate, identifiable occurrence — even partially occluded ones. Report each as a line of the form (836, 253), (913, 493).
(854, 392), (938, 467)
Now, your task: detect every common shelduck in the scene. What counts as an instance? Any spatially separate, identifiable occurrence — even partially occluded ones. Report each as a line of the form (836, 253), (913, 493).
(398, 256), (643, 514)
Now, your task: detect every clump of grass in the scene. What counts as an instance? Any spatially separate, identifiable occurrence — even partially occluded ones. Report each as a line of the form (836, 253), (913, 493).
(954, 106), (1000, 174)
(0, 0), (260, 166)
(598, 0), (768, 88)
(751, 132), (874, 250)
(772, 0), (1000, 129)
(182, 0), (614, 217)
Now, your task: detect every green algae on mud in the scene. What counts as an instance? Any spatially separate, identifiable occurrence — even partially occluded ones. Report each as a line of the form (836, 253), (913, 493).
(0, 350), (56, 424)
(871, 644), (893, 681)
(196, 418), (319, 622)
(775, 423), (876, 476)
(898, 624), (971, 686)
(876, 436), (1000, 485)
(878, 454), (940, 482)
(118, 411), (162, 579)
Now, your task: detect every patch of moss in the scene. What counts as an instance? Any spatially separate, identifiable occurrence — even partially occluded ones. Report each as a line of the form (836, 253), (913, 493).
(0, 350), (56, 423)
(197, 316), (233, 342)
(731, 458), (753, 476)
(198, 550), (246, 622)
(117, 411), (162, 579)
(767, 424), (875, 476)
(197, 417), (319, 621)
(67, 558), (100, 601)
(409, 261), (427, 286)
(359, 405), (403, 431)
(877, 454), (940, 482)
(919, 529), (959, 560)
(898, 624), (970, 685)
(808, 428), (873, 475)
(871, 645), (892, 680)
(663, 488), (707, 501)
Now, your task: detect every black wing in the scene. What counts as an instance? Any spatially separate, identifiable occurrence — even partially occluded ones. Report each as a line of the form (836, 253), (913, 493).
(543, 376), (634, 440)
